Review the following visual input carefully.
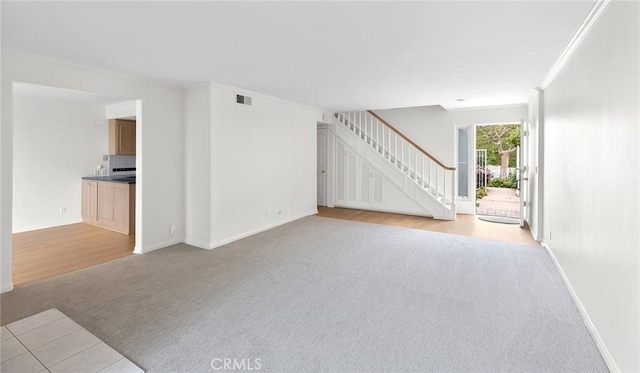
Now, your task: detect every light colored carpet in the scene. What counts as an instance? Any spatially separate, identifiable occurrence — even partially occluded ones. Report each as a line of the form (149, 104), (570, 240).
(1, 216), (606, 372)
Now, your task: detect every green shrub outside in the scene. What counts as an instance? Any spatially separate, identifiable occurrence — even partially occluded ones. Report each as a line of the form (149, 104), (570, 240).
(476, 186), (487, 199)
(488, 171), (518, 188)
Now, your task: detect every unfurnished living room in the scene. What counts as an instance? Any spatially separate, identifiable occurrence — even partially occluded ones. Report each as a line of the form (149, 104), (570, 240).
(1, 1), (638, 373)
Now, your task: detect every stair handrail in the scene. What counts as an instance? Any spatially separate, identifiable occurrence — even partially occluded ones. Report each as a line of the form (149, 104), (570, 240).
(367, 110), (455, 171)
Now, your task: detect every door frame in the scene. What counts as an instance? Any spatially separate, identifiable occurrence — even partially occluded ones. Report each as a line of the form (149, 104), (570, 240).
(474, 121), (526, 221)
(7, 82), (143, 292)
(519, 119), (528, 228)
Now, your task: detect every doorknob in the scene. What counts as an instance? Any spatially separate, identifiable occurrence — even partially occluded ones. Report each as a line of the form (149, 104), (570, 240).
(322, 170), (326, 174)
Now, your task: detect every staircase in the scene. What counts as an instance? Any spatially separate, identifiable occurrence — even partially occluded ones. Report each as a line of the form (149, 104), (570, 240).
(335, 111), (456, 220)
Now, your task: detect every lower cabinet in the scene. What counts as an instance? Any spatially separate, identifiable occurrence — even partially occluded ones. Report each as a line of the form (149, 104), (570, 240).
(335, 139), (385, 209)
(81, 180), (98, 223)
(82, 180), (135, 234)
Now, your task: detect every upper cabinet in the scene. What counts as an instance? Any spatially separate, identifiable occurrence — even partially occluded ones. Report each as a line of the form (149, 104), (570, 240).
(109, 119), (136, 155)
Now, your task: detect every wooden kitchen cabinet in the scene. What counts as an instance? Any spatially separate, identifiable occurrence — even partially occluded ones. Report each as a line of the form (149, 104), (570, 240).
(82, 180), (135, 234)
(81, 180), (98, 223)
(108, 119), (136, 155)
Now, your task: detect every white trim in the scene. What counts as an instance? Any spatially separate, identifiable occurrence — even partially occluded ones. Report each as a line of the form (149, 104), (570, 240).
(535, 88), (544, 242)
(541, 0), (611, 89)
(208, 209), (318, 250)
(2, 49), (182, 90)
(1, 282), (14, 294)
(446, 103), (528, 112)
(135, 238), (184, 254)
(182, 82), (211, 92)
(11, 220), (84, 235)
(453, 123), (475, 214)
(205, 82), (326, 112)
(183, 239), (211, 250)
(331, 205), (431, 219)
(542, 241), (619, 372)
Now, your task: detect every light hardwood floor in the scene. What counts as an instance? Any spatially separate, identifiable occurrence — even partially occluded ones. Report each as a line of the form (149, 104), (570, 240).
(12, 210), (536, 287)
(316, 206), (540, 247)
(12, 223), (134, 287)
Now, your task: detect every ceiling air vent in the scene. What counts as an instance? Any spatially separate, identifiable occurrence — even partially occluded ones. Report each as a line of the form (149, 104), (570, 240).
(236, 94), (252, 106)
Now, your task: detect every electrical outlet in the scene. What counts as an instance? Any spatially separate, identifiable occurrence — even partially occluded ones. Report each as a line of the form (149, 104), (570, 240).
(103, 154), (109, 161)
(170, 225), (176, 235)
(265, 211), (268, 218)
(59, 207), (66, 215)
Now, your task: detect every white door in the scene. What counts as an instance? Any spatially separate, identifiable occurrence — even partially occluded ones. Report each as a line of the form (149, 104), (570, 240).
(317, 127), (328, 206)
(519, 120), (528, 228)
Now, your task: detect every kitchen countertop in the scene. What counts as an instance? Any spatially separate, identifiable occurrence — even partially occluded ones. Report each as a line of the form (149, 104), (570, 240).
(81, 175), (136, 184)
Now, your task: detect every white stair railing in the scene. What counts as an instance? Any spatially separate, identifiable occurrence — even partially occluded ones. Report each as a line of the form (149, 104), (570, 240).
(336, 111), (456, 211)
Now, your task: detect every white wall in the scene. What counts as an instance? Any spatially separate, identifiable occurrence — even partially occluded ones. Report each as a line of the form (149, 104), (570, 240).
(183, 83), (322, 249)
(543, 2), (639, 371)
(374, 105), (454, 166)
(184, 84), (212, 248)
(12, 93), (107, 232)
(1, 51), (185, 293)
(209, 84), (321, 247)
(105, 101), (136, 119)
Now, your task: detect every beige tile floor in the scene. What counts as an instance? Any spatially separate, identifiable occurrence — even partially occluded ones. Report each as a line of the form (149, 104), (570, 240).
(1, 309), (142, 373)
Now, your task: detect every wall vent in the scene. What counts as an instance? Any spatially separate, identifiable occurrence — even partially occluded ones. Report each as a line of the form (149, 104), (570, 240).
(236, 94), (252, 105)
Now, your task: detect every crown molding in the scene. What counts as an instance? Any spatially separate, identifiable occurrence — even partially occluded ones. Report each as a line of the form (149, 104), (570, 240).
(445, 102), (528, 113)
(541, 0), (611, 89)
(207, 81), (324, 112)
(2, 49), (183, 90)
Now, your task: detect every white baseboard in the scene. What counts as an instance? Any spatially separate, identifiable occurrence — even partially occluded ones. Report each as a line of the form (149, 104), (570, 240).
(13, 220), (84, 234)
(542, 241), (619, 372)
(183, 238), (210, 250)
(1, 282), (14, 294)
(529, 224), (538, 242)
(135, 238), (184, 254)
(139, 210), (318, 252)
(332, 204), (431, 219)
(208, 210), (317, 250)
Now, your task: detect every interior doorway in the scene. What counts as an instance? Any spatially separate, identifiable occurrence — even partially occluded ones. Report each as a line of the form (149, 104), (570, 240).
(11, 82), (138, 286)
(475, 123), (522, 223)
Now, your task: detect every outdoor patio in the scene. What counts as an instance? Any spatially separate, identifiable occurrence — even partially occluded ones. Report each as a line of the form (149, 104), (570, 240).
(477, 187), (520, 218)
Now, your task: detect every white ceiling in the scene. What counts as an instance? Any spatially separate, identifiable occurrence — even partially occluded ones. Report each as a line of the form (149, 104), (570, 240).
(1, 1), (594, 111)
